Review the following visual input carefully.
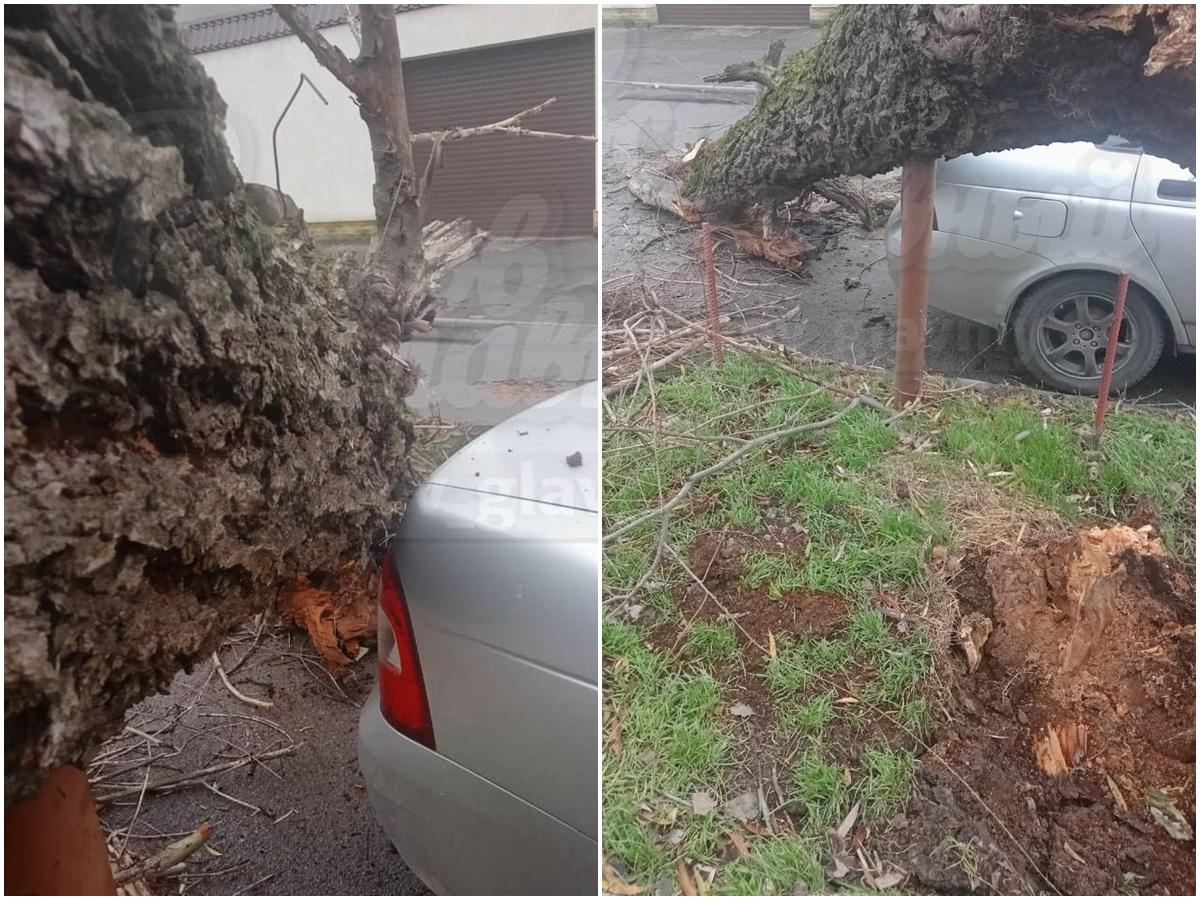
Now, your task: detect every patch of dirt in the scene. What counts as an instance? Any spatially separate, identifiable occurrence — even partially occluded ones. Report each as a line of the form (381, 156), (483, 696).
(887, 524), (1196, 895)
(682, 526), (842, 649)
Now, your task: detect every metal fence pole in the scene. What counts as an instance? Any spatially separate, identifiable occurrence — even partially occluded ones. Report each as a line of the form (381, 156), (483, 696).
(895, 159), (936, 408)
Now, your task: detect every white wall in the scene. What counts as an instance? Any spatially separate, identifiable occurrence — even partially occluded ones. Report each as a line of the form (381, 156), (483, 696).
(197, 4), (595, 222)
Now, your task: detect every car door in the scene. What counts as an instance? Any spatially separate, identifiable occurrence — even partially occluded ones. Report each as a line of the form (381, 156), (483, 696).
(1130, 153), (1196, 342)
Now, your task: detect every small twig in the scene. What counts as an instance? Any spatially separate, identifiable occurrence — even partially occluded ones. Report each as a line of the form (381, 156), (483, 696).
(96, 744), (303, 804)
(204, 781), (265, 815)
(198, 711), (293, 741)
(114, 823), (212, 886)
(115, 767), (152, 858)
(605, 396), (887, 544)
(235, 872), (278, 895)
(212, 651), (273, 709)
(226, 614), (268, 676)
(412, 97), (595, 144)
(124, 725), (164, 745)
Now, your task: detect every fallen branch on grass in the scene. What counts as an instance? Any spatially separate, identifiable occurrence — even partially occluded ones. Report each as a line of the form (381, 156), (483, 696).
(95, 744), (303, 804)
(114, 823), (212, 886)
(604, 395), (893, 545)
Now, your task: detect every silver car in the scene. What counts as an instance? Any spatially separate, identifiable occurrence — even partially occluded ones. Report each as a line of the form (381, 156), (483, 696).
(358, 385), (598, 895)
(886, 140), (1195, 393)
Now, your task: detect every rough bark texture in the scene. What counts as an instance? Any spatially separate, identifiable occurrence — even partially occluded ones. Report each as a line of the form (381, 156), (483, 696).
(4, 5), (419, 802)
(687, 4), (1196, 208)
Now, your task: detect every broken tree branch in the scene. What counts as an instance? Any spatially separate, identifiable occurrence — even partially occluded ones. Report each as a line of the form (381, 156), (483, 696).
(412, 97), (595, 144)
(604, 395), (891, 544)
(274, 5), (355, 89)
(95, 744), (304, 804)
(114, 824), (212, 886)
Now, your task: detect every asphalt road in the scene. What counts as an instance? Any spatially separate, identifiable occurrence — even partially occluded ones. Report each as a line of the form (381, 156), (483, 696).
(96, 627), (429, 895)
(602, 25), (1195, 406)
(404, 237), (598, 426)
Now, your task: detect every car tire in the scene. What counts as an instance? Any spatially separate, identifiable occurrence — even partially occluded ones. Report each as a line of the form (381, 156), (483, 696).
(1012, 272), (1166, 395)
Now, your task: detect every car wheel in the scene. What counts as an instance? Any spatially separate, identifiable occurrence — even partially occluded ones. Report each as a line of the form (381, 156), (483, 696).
(1012, 273), (1166, 395)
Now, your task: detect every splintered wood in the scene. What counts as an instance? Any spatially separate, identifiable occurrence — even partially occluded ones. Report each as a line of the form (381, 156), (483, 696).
(277, 561), (376, 669)
(980, 523), (1177, 777)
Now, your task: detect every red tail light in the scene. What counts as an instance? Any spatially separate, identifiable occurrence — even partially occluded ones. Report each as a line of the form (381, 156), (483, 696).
(377, 555), (435, 749)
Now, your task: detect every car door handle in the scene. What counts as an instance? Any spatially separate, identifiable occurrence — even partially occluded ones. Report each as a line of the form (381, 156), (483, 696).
(1158, 179), (1196, 201)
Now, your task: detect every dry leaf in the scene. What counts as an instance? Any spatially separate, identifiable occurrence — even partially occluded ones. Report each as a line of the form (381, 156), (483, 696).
(723, 791), (760, 822)
(866, 871), (905, 890)
(676, 859), (699, 896)
(691, 791), (717, 816)
(1106, 774), (1128, 812)
(603, 862), (646, 896)
(1147, 788), (1193, 841)
(727, 831), (750, 857)
(605, 718), (624, 758)
(1062, 841), (1086, 865)
(729, 703), (755, 718)
(835, 802), (860, 841)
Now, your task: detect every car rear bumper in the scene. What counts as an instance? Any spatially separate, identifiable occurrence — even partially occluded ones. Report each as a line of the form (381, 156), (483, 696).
(357, 688), (596, 896)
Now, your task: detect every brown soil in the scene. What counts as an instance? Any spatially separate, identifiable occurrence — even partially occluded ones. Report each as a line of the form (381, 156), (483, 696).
(661, 527), (899, 815)
(651, 522), (1195, 894)
(889, 525), (1196, 895)
(680, 525), (840, 645)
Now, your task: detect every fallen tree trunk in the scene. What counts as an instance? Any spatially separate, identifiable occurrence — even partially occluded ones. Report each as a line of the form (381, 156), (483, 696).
(3, 5), (456, 802)
(686, 4), (1195, 209)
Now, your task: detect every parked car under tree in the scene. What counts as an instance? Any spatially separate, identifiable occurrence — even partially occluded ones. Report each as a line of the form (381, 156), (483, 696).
(358, 385), (598, 895)
(886, 140), (1196, 394)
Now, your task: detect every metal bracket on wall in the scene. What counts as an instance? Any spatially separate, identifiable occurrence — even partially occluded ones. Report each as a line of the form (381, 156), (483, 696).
(273, 73), (330, 196)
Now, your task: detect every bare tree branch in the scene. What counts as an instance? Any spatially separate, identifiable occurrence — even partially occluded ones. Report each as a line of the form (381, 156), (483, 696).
(274, 4), (356, 89)
(411, 97), (597, 144)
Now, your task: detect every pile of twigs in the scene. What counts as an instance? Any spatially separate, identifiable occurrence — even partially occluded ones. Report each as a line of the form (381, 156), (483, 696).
(601, 279), (803, 398)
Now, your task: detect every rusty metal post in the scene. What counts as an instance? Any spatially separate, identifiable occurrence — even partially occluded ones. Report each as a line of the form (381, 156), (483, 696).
(1093, 272), (1131, 436)
(895, 159), (936, 408)
(699, 221), (725, 366)
(5, 766), (117, 894)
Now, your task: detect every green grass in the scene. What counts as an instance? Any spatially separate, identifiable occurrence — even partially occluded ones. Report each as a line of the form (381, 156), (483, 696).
(765, 636), (853, 698)
(682, 621), (739, 663)
(895, 697), (935, 738)
(713, 836), (826, 895)
(603, 616), (730, 882)
(602, 350), (1195, 893)
(790, 749), (851, 825)
(777, 690), (836, 737)
(937, 396), (1194, 552)
(859, 746), (916, 816)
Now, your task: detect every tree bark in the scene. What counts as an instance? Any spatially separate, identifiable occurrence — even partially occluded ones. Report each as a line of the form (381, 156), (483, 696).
(686, 4), (1195, 209)
(3, 5), (419, 802)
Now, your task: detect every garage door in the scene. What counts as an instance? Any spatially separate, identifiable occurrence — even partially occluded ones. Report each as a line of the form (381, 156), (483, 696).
(404, 32), (595, 238)
(656, 5), (811, 27)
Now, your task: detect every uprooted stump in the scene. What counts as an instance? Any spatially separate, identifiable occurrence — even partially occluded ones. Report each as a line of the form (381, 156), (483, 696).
(905, 523), (1195, 894)
(2, 6), (477, 802)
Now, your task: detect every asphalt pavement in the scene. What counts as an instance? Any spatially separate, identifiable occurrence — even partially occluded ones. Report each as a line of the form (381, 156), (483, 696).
(403, 237), (598, 426)
(95, 628), (428, 895)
